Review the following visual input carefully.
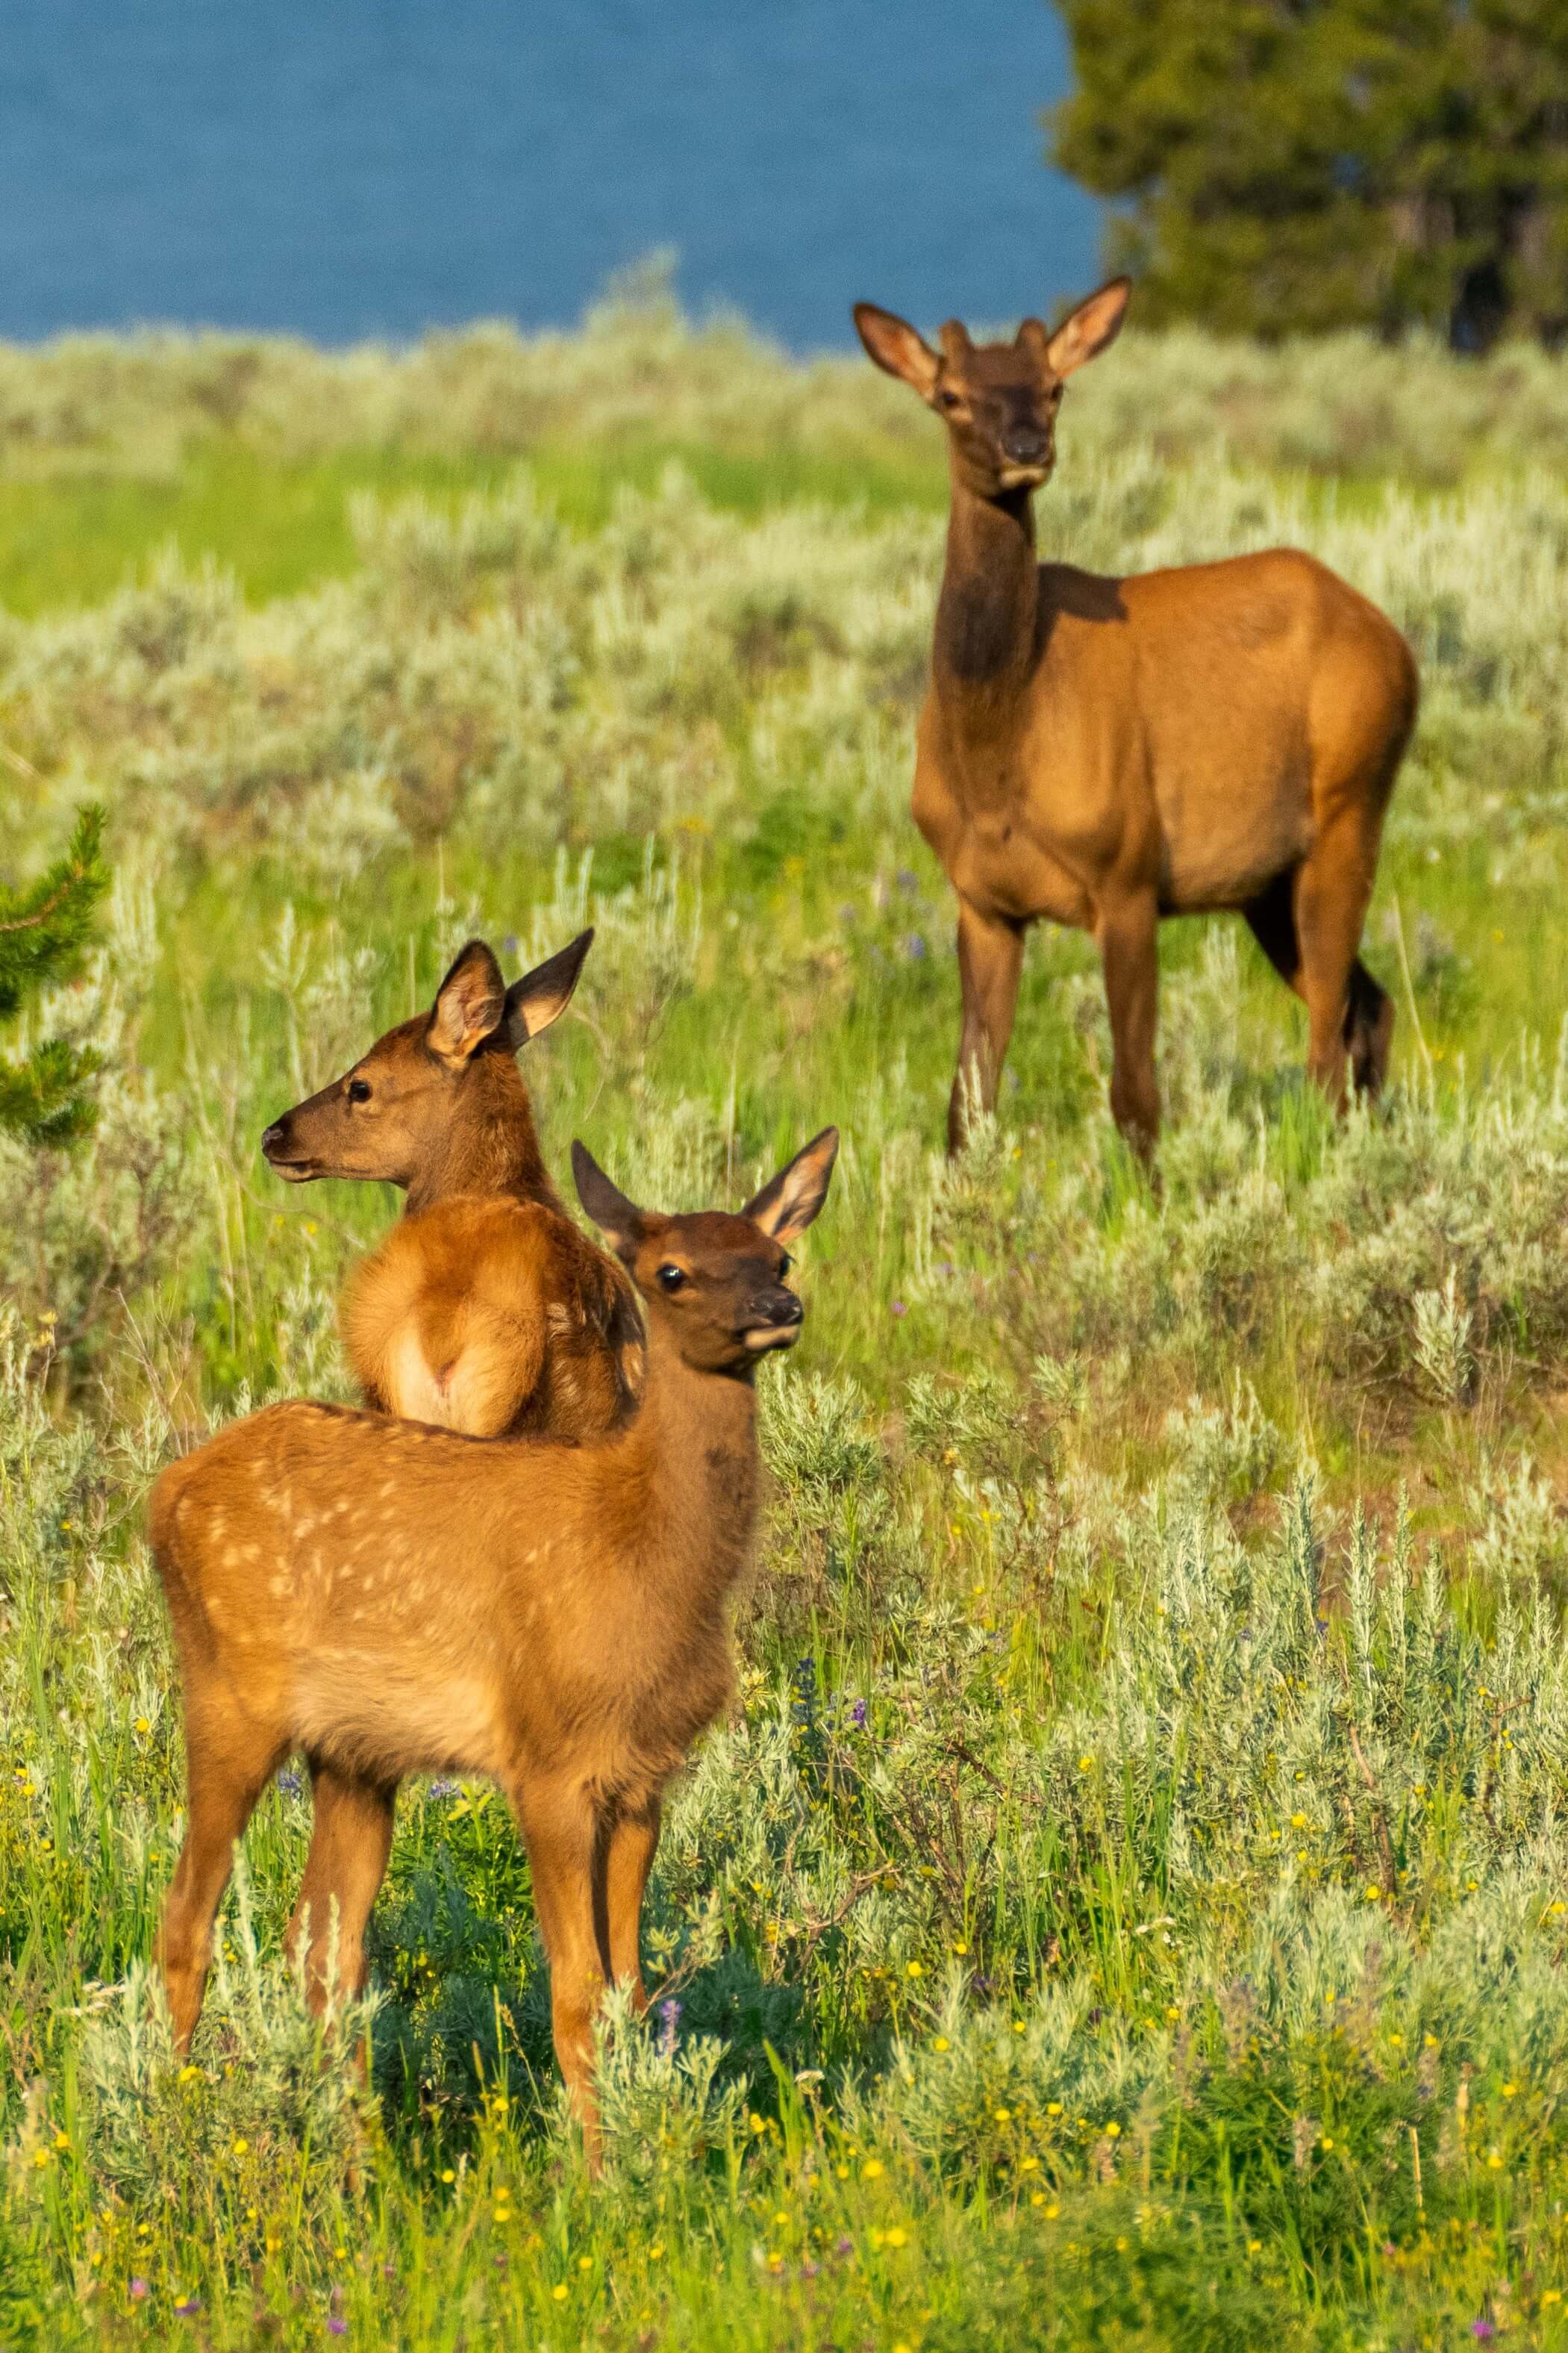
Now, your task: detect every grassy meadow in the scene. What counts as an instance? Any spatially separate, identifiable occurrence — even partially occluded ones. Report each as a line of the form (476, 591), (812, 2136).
(4, 281), (1568, 2348)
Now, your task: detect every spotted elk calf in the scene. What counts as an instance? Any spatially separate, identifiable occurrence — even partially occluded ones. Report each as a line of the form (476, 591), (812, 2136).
(149, 1126), (839, 2159)
(262, 930), (642, 1439)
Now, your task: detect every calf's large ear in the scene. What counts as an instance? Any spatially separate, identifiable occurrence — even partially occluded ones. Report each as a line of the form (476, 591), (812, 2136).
(428, 941), (508, 1065)
(505, 928), (593, 1049)
(743, 1126), (840, 1244)
(572, 1141), (646, 1265)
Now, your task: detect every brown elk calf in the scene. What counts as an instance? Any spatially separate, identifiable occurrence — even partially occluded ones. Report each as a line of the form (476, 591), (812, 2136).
(149, 1126), (838, 2157)
(854, 278), (1419, 1156)
(262, 930), (642, 1438)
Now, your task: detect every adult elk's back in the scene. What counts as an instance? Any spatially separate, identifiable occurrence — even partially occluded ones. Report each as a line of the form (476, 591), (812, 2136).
(854, 278), (1418, 1156)
(262, 932), (642, 1439)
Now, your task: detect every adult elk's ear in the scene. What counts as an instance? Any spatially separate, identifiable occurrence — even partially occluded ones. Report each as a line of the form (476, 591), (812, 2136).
(852, 302), (941, 399)
(571, 1141), (646, 1266)
(1046, 277), (1131, 378)
(427, 940), (508, 1065)
(504, 927), (593, 1050)
(743, 1126), (840, 1244)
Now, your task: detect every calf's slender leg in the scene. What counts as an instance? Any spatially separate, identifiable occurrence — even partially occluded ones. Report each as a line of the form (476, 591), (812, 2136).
(601, 1800), (662, 2013)
(285, 1760), (399, 2011)
(509, 1771), (609, 2167)
(157, 1721), (280, 2047)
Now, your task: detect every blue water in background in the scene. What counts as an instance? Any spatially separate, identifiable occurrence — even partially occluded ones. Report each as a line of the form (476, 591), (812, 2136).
(0, 1), (1099, 349)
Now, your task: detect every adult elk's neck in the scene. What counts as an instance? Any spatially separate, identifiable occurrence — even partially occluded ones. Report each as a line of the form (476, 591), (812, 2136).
(405, 1057), (563, 1216)
(933, 471), (1040, 709)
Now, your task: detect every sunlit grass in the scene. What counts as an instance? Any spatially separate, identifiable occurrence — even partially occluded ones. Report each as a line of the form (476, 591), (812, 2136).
(4, 320), (1568, 2346)
(0, 434), (949, 617)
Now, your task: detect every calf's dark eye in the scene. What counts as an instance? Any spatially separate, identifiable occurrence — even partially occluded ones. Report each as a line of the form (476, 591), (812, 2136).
(778, 1253), (793, 1276)
(657, 1264), (687, 1293)
(348, 1078), (372, 1104)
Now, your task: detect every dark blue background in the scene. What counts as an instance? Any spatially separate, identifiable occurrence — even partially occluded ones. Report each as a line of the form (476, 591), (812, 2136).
(0, 1), (1099, 348)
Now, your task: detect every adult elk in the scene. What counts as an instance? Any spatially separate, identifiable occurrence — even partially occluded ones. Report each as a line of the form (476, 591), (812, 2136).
(261, 932), (642, 1439)
(853, 278), (1418, 1156)
(149, 1126), (838, 2161)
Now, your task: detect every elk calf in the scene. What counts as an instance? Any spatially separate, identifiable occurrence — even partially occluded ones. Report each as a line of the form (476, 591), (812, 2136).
(263, 931), (642, 1438)
(149, 1126), (838, 2156)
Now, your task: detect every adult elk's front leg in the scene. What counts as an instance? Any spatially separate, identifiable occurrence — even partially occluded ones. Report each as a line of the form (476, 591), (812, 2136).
(1096, 888), (1160, 1158)
(949, 901), (1025, 1154)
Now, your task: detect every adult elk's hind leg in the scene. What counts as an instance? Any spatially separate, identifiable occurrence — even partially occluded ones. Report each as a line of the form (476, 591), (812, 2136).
(1293, 808), (1389, 1112)
(1096, 888), (1161, 1158)
(1343, 957), (1393, 1098)
(1245, 869), (1392, 1101)
(156, 1719), (281, 2048)
(285, 1760), (399, 2013)
(949, 901), (1025, 1154)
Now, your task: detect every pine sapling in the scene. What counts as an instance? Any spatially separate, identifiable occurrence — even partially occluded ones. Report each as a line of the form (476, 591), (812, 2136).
(0, 805), (110, 1144)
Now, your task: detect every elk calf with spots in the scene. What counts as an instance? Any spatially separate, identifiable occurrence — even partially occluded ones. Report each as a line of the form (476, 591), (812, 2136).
(262, 930), (642, 1439)
(148, 1126), (838, 2157)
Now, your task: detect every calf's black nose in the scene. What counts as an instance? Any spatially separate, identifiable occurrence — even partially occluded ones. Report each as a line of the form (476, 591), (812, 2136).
(1004, 429), (1048, 464)
(260, 1121), (287, 1159)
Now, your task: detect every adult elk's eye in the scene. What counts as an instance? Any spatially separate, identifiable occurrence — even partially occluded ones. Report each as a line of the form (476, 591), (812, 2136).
(657, 1265), (687, 1293)
(348, 1078), (372, 1104)
(937, 388), (961, 411)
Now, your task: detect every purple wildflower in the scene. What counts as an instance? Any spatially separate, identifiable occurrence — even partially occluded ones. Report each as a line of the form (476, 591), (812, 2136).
(502, 935), (519, 959)
(174, 2297), (202, 2317)
(428, 1779), (458, 1801)
(834, 2235), (854, 2257)
(658, 1998), (681, 2057)
(1470, 2325), (1496, 2342)
(128, 2278), (149, 2300)
(896, 869), (919, 894)
(849, 1699), (868, 1727)
(890, 1300), (908, 1318)
(905, 933), (928, 961)
(276, 1768), (302, 1798)
(328, 2320), (349, 2338)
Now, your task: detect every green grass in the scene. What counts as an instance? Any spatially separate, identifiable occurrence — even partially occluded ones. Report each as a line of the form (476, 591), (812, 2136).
(4, 337), (1568, 2349)
(0, 433), (946, 616)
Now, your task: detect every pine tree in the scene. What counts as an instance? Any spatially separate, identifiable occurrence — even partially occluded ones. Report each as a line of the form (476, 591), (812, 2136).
(1049, 1), (1568, 347)
(0, 808), (110, 1145)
